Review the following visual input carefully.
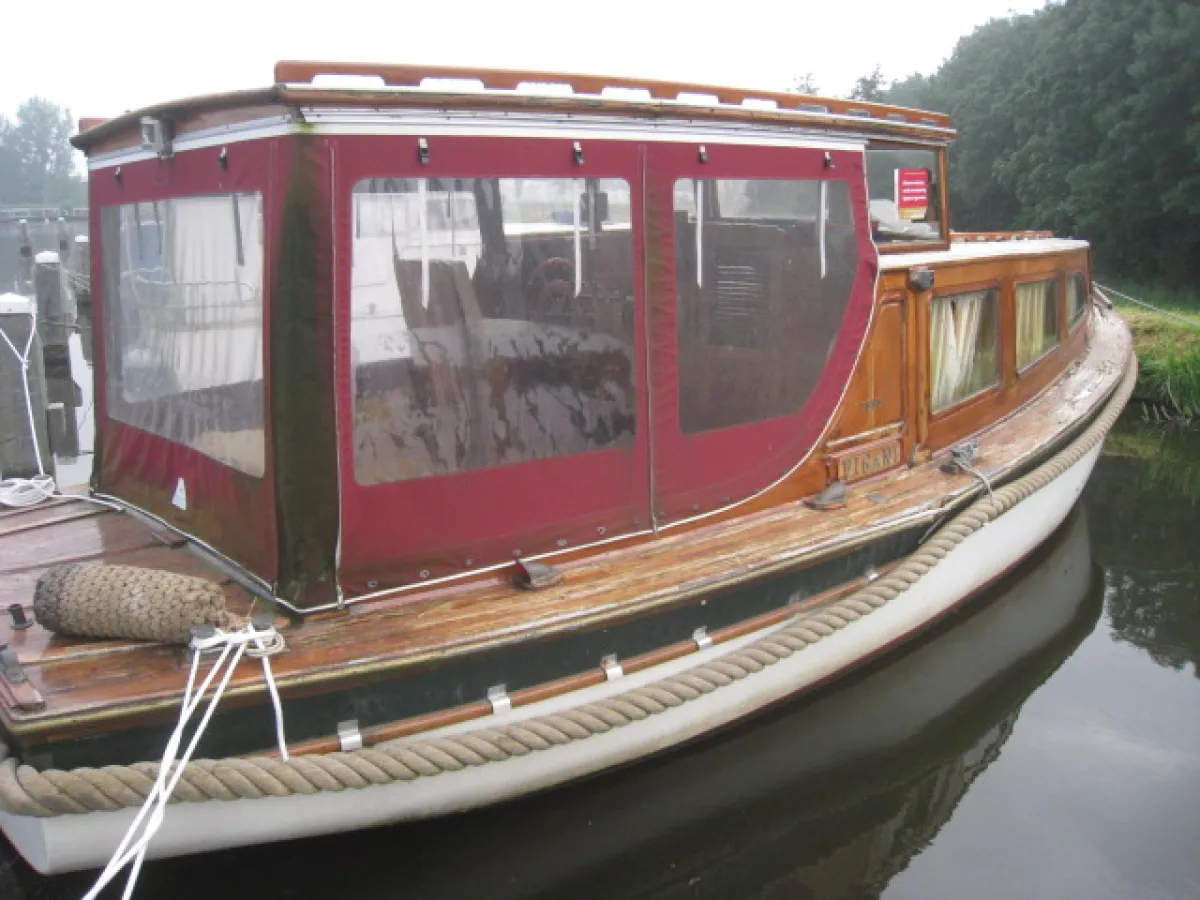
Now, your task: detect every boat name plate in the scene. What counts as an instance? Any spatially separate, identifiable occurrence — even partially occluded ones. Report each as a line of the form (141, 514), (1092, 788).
(827, 437), (903, 484)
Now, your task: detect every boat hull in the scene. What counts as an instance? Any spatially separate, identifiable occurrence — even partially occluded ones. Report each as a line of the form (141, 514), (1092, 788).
(1, 439), (1102, 874)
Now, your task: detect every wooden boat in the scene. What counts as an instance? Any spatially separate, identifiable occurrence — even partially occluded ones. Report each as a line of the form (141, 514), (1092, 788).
(0, 61), (1133, 876)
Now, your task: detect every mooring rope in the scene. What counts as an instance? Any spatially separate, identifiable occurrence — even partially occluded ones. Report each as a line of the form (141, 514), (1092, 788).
(0, 351), (1136, 819)
(1095, 282), (1200, 330)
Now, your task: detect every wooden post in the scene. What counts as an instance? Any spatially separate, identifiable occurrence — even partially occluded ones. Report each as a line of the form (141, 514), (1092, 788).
(0, 294), (51, 479)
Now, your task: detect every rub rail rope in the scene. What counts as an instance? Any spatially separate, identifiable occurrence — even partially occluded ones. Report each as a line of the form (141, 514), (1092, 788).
(0, 350), (1136, 819)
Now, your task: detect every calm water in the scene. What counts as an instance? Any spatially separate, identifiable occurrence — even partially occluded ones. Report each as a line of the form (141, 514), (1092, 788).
(3, 413), (1198, 899)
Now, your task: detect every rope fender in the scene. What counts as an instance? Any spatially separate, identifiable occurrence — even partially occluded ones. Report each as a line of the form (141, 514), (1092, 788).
(0, 352), (1138, 818)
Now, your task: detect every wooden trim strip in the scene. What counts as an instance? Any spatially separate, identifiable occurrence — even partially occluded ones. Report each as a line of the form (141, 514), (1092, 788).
(279, 571), (885, 758)
(273, 60), (954, 131)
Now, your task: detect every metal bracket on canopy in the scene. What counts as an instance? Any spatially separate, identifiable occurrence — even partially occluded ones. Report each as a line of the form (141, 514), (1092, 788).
(692, 626), (713, 649)
(601, 654), (624, 681)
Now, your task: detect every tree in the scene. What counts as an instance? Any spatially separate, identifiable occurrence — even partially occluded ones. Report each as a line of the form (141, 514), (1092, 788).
(882, 0), (1200, 287)
(0, 97), (83, 207)
(791, 72), (821, 95)
(849, 66), (887, 102)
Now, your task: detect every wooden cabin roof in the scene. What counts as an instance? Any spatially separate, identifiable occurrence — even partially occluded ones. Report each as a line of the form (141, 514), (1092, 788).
(72, 61), (956, 155)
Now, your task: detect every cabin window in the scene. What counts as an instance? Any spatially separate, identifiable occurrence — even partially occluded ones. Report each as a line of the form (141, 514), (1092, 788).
(100, 194), (265, 476)
(673, 178), (859, 433)
(1067, 272), (1088, 327)
(350, 177), (636, 485)
(1015, 278), (1059, 370)
(865, 146), (942, 244)
(929, 288), (1000, 411)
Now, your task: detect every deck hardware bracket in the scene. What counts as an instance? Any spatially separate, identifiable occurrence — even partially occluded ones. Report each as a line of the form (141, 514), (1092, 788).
(692, 627), (713, 649)
(487, 684), (512, 714)
(805, 480), (847, 511)
(337, 719), (363, 752)
(908, 267), (935, 293)
(941, 440), (981, 474)
(417, 138), (430, 164)
(0, 647), (27, 683)
(823, 151), (834, 168)
(0, 645), (44, 711)
(864, 565), (880, 583)
(573, 141), (585, 164)
(698, 145), (708, 163)
(218, 147), (229, 170)
(7, 604), (32, 631)
(113, 166), (122, 184)
(601, 654), (624, 681)
(513, 559), (564, 591)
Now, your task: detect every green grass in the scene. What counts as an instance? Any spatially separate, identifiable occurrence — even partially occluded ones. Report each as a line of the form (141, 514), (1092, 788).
(1097, 278), (1200, 423)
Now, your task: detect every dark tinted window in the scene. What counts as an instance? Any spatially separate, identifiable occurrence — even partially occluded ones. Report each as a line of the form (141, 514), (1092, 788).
(351, 178), (635, 485)
(673, 178), (859, 433)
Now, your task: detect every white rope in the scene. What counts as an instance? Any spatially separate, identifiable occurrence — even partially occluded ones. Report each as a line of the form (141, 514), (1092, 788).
(82, 623), (288, 900)
(0, 297), (117, 512)
(1096, 282), (1200, 330)
(0, 305), (56, 508)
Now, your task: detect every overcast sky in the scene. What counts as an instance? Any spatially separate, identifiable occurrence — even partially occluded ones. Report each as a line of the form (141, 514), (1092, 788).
(3, 0), (1048, 123)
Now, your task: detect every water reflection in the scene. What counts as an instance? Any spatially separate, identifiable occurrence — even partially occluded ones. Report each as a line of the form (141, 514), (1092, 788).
(1087, 419), (1200, 675)
(6, 507), (1099, 899)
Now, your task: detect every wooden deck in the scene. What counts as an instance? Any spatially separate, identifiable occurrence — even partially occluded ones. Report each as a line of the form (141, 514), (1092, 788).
(0, 311), (1130, 749)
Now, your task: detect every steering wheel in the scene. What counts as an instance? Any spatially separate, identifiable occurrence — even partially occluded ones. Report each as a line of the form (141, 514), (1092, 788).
(526, 257), (578, 320)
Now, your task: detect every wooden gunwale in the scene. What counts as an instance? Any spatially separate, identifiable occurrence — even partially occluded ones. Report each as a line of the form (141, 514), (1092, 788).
(0, 311), (1129, 751)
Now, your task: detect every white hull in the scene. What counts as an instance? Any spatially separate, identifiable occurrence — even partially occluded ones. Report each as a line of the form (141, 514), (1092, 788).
(1, 443), (1102, 874)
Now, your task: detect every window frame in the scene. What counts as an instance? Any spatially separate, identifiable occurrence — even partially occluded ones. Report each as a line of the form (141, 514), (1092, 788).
(927, 280), (1004, 417)
(865, 140), (950, 254)
(1066, 270), (1089, 331)
(1013, 272), (1062, 375)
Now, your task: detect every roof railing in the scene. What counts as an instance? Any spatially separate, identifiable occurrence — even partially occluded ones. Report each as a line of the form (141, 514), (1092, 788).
(273, 61), (955, 133)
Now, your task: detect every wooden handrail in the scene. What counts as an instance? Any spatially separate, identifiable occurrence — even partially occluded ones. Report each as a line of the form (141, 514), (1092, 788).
(274, 60), (955, 131)
(951, 231), (1055, 243)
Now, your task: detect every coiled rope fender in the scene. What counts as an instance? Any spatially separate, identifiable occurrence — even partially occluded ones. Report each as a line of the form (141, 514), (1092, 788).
(34, 564), (236, 644)
(0, 353), (1137, 818)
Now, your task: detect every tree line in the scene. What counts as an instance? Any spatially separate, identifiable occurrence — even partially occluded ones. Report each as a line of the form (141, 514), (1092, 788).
(0, 98), (85, 209)
(878, 0), (1199, 287)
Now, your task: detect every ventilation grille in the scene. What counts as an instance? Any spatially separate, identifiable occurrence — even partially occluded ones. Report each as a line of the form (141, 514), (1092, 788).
(710, 252), (768, 348)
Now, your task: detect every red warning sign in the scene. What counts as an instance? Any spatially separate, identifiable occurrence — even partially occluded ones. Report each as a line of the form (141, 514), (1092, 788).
(896, 169), (930, 221)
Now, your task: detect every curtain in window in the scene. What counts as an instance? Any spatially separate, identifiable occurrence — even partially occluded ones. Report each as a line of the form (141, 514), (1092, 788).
(1015, 279), (1057, 370)
(930, 289), (994, 411)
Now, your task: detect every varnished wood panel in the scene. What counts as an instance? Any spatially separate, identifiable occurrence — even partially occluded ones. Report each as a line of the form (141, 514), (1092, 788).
(829, 296), (905, 445)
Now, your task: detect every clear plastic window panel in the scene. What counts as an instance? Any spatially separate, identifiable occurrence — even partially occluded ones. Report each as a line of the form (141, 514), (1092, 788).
(1015, 278), (1060, 370)
(674, 178), (859, 433)
(865, 146), (942, 244)
(351, 178), (636, 485)
(100, 194), (265, 476)
(929, 288), (1001, 411)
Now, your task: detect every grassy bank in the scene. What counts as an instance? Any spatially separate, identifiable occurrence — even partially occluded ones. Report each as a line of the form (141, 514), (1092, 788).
(1099, 280), (1200, 422)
